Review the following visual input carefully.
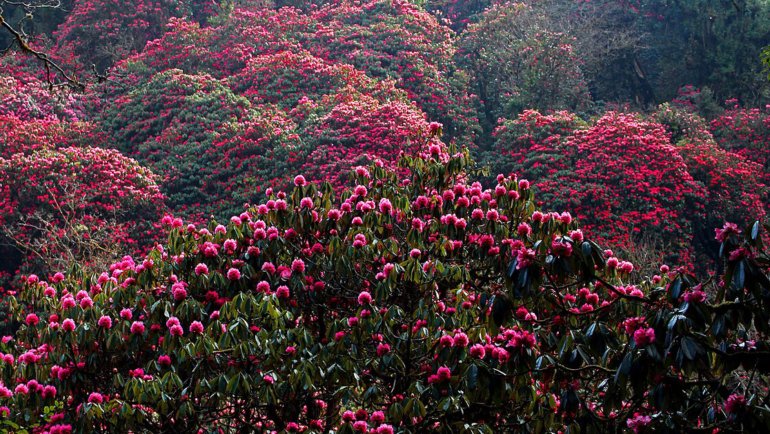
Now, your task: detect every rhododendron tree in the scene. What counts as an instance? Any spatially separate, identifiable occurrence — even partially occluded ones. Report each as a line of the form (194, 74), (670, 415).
(53, 0), (191, 73)
(91, 4), (463, 218)
(492, 111), (703, 264)
(99, 69), (299, 219)
(111, 0), (478, 143)
(0, 115), (105, 158)
(0, 72), (101, 156)
(97, 65), (435, 219)
(0, 74), (89, 121)
(300, 93), (433, 188)
(112, 12), (292, 85)
(0, 72), (152, 288)
(0, 146), (165, 285)
(229, 49), (405, 110)
(4, 137), (770, 432)
(302, 0), (477, 142)
(492, 108), (769, 270)
(710, 103), (770, 175)
(654, 104), (768, 262)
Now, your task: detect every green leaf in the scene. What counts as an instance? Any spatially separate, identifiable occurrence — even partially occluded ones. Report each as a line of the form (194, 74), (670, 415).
(669, 278), (682, 300)
(614, 352), (632, 385)
(680, 337), (700, 361)
(466, 364), (479, 390)
(733, 261), (745, 290)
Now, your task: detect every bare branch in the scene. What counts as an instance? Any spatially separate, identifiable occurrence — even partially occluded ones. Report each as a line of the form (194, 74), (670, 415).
(0, 9), (84, 90)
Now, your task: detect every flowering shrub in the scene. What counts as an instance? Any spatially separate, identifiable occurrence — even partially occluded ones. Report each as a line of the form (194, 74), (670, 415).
(0, 115), (105, 158)
(94, 2), (465, 218)
(304, 0), (477, 142)
(97, 64), (436, 219)
(53, 0), (190, 73)
(0, 73), (100, 157)
(710, 103), (770, 173)
(492, 111), (703, 264)
(301, 93), (433, 188)
(229, 49), (405, 110)
(118, 12), (296, 83)
(492, 108), (769, 270)
(0, 75), (89, 122)
(98, 69), (299, 219)
(654, 104), (768, 262)
(111, 0), (478, 143)
(0, 146), (166, 285)
(4, 137), (770, 432)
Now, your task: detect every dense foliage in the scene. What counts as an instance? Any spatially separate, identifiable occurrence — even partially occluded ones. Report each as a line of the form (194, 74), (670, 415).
(0, 146), (165, 284)
(4, 143), (770, 433)
(710, 103), (770, 174)
(2, 0), (770, 432)
(458, 2), (590, 141)
(490, 108), (768, 268)
(98, 54), (431, 219)
(491, 111), (701, 262)
(54, 0), (194, 73)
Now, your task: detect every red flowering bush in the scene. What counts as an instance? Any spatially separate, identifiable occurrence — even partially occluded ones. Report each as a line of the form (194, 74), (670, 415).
(303, 0), (477, 142)
(97, 64), (435, 219)
(492, 108), (769, 270)
(230, 49), (404, 110)
(0, 73), (101, 157)
(654, 104), (768, 262)
(301, 93), (433, 188)
(229, 49), (437, 190)
(4, 139), (770, 432)
(0, 115), (105, 158)
(98, 69), (297, 219)
(94, 4), (459, 218)
(113, 1), (477, 143)
(492, 111), (703, 264)
(0, 146), (166, 284)
(118, 12), (297, 84)
(53, 0), (190, 73)
(101, 70), (252, 151)
(710, 103), (770, 173)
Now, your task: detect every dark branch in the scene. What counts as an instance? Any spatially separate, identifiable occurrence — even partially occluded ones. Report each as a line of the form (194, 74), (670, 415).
(0, 11), (84, 90)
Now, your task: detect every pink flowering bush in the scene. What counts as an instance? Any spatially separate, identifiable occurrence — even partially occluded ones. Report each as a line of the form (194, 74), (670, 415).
(229, 49), (406, 110)
(93, 5), (460, 218)
(300, 93), (433, 187)
(3, 134), (770, 432)
(0, 115), (106, 158)
(97, 64), (434, 219)
(303, 0), (478, 142)
(0, 146), (166, 285)
(654, 104), (768, 263)
(98, 69), (298, 219)
(110, 0), (478, 143)
(0, 75), (89, 122)
(53, 0), (190, 73)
